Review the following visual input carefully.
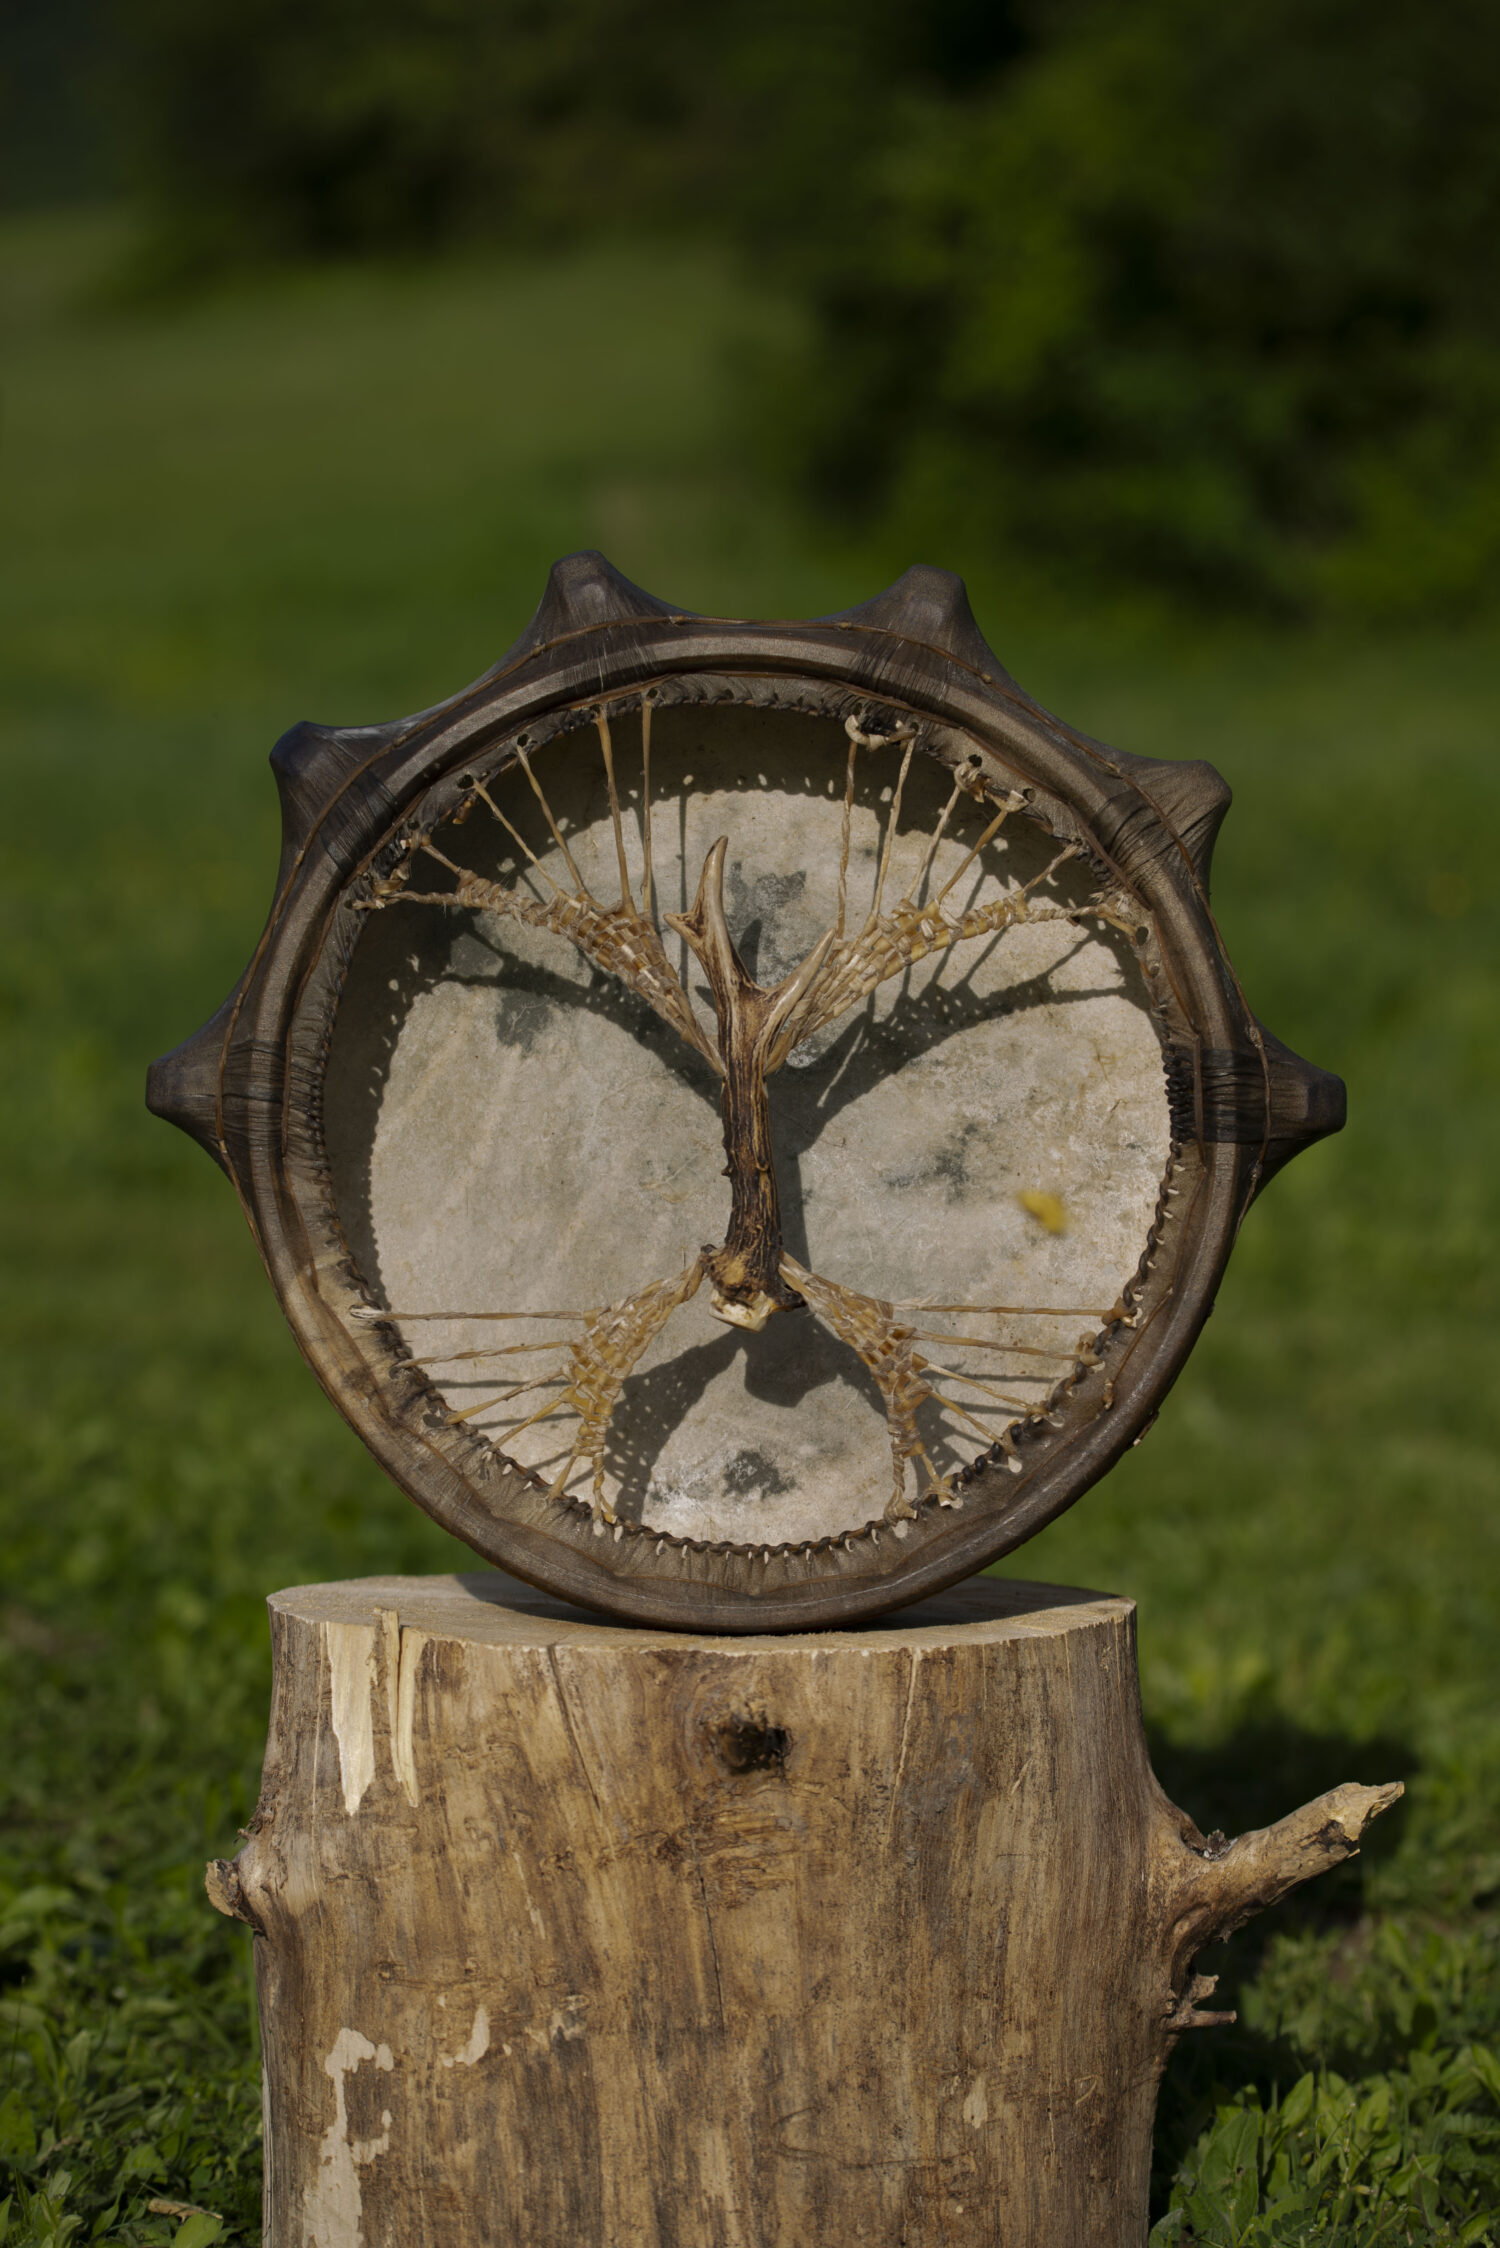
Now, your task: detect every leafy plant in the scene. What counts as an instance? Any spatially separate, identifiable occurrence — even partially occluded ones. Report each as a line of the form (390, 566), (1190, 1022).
(1152, 2055), (1500, 2245)
(0, 1876), (258, 2244)
(749, 0), (1500, 619)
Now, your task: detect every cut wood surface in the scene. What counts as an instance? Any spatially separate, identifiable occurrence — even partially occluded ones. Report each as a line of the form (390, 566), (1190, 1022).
(212, 1572), (1399, 2247)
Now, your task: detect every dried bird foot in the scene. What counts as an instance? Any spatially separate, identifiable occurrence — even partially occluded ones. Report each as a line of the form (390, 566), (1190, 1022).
(781, 1256), (958, 1521)
(544, 1258), (707, 1521)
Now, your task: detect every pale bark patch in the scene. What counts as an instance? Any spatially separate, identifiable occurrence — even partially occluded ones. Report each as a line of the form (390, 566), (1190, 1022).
(324, 1624), (376, 1817)
(300, 2027), (394, 2248)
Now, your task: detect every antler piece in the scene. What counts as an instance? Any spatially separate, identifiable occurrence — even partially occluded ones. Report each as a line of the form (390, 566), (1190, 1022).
(665, 838), (821, 1328)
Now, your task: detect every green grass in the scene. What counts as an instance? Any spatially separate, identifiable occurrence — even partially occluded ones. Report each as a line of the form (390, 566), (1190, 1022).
(1, 210), (1497, 2245)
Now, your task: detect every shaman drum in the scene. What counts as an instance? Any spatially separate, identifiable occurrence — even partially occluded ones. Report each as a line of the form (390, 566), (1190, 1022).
(148, 555), (1342, 1630)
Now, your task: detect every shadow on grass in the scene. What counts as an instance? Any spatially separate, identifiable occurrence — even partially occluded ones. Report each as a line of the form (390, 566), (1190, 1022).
(1147, 1712), (1415, 2216)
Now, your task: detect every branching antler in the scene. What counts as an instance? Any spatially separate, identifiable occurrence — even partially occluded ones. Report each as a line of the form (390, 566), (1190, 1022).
(369, 697), (1138, 1091)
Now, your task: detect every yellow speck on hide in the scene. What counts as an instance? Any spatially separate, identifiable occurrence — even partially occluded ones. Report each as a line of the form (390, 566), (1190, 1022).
(1018, 1190), (1068, 1235)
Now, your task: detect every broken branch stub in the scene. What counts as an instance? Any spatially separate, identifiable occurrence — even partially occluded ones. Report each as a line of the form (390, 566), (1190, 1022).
(1157, 1778), (1406, 2012)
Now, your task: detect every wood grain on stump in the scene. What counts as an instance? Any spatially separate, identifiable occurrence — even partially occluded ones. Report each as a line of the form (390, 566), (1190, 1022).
(209, 1573), (1398, 2247)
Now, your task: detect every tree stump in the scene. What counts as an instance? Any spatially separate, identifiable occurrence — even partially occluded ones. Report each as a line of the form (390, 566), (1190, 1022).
(208, 1573), (1398, 2247)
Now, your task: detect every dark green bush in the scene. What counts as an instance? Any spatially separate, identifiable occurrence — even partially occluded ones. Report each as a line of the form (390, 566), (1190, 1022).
(761, 0), (1500, 617)
(113, 0), (1013, 270)
(116, 0), (731, 267)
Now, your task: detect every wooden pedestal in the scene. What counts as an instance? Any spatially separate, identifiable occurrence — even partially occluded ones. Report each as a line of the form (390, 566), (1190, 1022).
(207, 1573), (1397, 2247)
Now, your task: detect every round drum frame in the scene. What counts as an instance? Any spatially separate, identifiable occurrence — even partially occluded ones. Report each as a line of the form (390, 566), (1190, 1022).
(148, 554), (1343, 1630)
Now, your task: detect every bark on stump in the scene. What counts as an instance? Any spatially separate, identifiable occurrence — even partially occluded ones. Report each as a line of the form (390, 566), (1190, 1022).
(209, 1573), (1399, 2247)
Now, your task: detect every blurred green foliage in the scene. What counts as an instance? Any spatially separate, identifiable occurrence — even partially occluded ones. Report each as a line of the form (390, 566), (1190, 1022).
(0, 1), (117, 212)
(111, 0), (1016, 267)
(104, 0), (1500, 617)
(115, 0), (715, 262)
(1, 211), (1497, 2239)
(764, 0), (1500, 620)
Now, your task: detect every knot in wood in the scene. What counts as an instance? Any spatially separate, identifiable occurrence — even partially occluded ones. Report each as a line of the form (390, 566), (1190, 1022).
(713, 1714), (790, 1776)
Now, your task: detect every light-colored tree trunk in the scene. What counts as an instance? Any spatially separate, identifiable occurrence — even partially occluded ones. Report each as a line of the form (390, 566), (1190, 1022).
(208, 1573), (1398, 2248)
